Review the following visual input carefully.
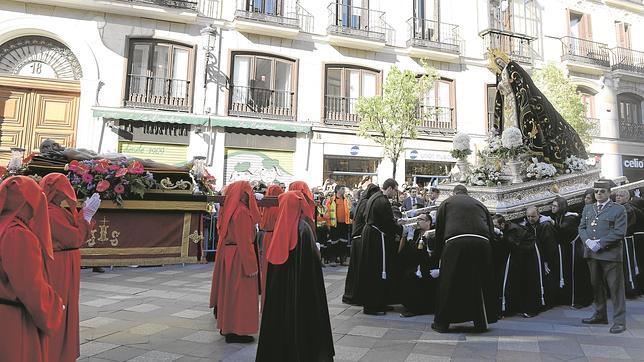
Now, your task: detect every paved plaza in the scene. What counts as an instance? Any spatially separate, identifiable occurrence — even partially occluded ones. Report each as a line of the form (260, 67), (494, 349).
(78, 263), (644, 362)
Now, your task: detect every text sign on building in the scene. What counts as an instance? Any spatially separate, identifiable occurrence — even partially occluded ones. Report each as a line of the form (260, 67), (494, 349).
(622, 156), (644, 183)
(623, 157), (644, 170)
(405, 149), (456, 162)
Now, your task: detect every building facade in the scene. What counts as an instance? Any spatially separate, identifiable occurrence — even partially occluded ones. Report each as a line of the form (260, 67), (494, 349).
(0, 0), (642, 190)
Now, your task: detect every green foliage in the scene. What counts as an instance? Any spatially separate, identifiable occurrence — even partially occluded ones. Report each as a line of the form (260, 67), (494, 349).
(450, 149), (472, 161)
(532, 63), (593, 145)
(356, 61), (439, 177)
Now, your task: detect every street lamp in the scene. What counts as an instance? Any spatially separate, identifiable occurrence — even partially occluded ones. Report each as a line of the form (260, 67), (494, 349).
(201, 25), (217, 87)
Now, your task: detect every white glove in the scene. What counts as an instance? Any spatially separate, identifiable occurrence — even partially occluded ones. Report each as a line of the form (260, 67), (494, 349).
(254, 193), (264, 201)
(430, 269), (440, 278)
(82, 193), (101, 222)
(493, 227), (503, 236)
(590, 239), (601, 252)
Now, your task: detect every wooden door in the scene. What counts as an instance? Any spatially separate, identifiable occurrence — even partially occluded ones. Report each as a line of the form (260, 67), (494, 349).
(0, 86), (79, 166)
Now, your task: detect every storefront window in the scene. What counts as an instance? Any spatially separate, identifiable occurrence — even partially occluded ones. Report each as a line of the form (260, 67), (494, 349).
(323, 156), (379, 189)
(405, 160), (452, 187)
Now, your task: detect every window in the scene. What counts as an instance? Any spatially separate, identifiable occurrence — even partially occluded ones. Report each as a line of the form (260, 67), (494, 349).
(577, 86), (596, 118)
(336, 0), (370, 30)
(490, 0), (537, 36)
(568, 11), (592, 40)
(324, 65), (380, 125)
(229, 53), (296, 120)
(615, 21), (631, 49)
(618, 93), (642, 125)
(245, 0), (284, 16)
(419, 78), (456, 131)
(125, 39), (193, 111)
(412, 0), (440, 41)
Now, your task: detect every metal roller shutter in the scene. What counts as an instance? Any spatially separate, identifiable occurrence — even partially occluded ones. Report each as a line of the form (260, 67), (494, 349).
(224, 147), (294, 186)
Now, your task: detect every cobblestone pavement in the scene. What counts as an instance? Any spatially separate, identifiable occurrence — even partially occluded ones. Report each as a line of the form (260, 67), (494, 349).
(78, 263), (644, 362)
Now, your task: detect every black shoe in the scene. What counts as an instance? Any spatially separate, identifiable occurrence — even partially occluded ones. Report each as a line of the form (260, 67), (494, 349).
(92, 267), (105, 273)
(610, 323), (626, 334)
(225, 334), (254, 343)
(431, 322), (448, 333)
(400, 310), (419, 318)
(473, 323), (488, 333)
(363, 308), (385, 316)
(571, 304), (584, 310)
(582, 315), (608, 324)
(385, 305), (395, 311)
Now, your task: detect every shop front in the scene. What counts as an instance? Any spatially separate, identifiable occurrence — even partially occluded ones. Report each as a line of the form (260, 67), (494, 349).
(117, 120), (191, 165)
(322, 143), (381, 189)
(224, 128), (296, 186)
(623, 155), (644, 183)
(404, 149), (455, 187)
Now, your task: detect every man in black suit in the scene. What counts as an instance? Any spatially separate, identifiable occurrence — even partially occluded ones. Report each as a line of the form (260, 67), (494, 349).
(403, 186), (424, 211)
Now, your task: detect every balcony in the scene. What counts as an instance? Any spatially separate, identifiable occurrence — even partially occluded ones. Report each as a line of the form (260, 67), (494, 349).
(326, 3), (386, 51)
(561, 36), (610, 74)
(128, 0), (197, 10)
(233, 0), (312, 38)
(480, 29), (533, 64)
(406, 18), (460, 62)
(611, 47), (644, 76)
(619, 120), (644, 142)
(229, 85), (295, 121)
(125, 75), (191, 112)
(324, 96), (359, 126)
(418, 106), (456, 134)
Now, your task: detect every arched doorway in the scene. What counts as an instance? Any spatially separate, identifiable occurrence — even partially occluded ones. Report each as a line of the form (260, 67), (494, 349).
(0, 35), (82, 164)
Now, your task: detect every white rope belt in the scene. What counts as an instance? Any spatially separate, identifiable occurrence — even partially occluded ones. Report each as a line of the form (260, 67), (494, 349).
(624, 236), (635, 289)
(571, 236), (579, 307)
(371, 225), (387, 280)
(445, 234), (490, 243)
(558, 244), (565, 288)
(534, 243), (546, 306)
(501, 254), (511, 312)
(629, 235), (640, 275)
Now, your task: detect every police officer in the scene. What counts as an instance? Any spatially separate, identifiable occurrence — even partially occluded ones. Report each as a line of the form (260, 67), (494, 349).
(579, 180), (628, 334)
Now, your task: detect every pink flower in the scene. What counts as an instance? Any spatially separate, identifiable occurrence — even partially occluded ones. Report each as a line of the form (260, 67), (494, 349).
(114, 183), (125, 194)
(109, 164), (120, 171)
(82, 173), (94, 184)
(115, 168), (128, 177)
(94, 164), (108, 174)
(127, 161), (144, 175)
(96, 180), (110, 192)
(68, 160), (80, 173)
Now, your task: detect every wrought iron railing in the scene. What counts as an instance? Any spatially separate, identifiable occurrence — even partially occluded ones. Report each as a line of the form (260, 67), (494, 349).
(418, 106), (456, 133)
(611, 47), (644, 74)
(619, 120), (644, 142)
(407, 18), (460, 54)
(481, 29), (533, 64)
(128, 0), (198, 10)
(235, 0), (299, 28)
(586, 117), (600, 137)
(561, 36), (610, 67)
(324, 95), (360, 126)
(327, 2), (386, 42)
(229, 85), (295, 120)
(125, 74), (191, 112)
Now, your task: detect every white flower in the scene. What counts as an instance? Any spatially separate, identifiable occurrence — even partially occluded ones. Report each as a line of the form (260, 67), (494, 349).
(526, 158), (557, 179)
(453, 133), (471, 151)
(501, 127), (523, 149)
(565, 155), (588, 173)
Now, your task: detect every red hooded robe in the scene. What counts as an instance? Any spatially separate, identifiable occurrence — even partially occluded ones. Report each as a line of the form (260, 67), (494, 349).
(40, 173), (93, 362)
(209, 181), (261, 335)
(0, 176), (64, 362)
(259, 184), (283, 309)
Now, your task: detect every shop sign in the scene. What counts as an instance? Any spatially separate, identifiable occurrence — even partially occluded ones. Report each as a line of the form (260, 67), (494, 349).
(323, 143), (382, 158)
(119, 142), (188, 166)
(350, 145), (360, 156)
(623, 157), (644, 169)
(405, 149), (455, 162)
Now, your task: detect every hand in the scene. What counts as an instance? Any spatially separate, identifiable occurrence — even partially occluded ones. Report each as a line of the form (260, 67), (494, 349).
(397, 218), (406, 226)
(584, 239), (594, 250)
(82, 193), (101, 222)
(254, 193), (264, 201)
(544, 262), (550, 275)
(430, 269), (440, 279)
(591, 240), (601, 252)
(246, 271), (258, 278)
(493, 227), (503, 236)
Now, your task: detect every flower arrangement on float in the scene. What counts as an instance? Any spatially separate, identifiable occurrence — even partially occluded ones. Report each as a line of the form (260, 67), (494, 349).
(525, 157), (557, 180)
(468, 165), (502, 187)
(0, 149), (34, 182)
(564, 155), (589, 173)
(66, 158), (156, 206)
(500, 127), (527, 160)
(450, 132), (472, 161)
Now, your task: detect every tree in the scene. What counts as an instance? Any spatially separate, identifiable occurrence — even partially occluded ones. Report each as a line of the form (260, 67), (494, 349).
(356, 63), (439, 179)
(532, 63), (593, 145)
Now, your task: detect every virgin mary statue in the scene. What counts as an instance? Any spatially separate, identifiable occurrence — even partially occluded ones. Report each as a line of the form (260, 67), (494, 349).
(490, 51), (587, 170)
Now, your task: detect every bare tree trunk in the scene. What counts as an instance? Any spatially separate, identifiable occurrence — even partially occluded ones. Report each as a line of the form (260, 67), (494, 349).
(391, 155), (397, 180)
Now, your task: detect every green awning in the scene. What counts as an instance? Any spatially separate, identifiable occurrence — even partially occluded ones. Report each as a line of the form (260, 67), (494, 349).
(92, 107), (312, 133)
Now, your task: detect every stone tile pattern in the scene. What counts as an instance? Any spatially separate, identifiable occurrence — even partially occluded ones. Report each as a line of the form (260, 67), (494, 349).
(76, 263), (644, 361)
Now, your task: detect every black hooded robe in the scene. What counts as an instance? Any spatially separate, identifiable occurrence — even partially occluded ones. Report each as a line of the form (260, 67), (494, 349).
(355, 190), (402, 313)
(256, 218), (334, 362)
(433, 194), (498, 328)
(343, 183), (380, 305)
(398, 230), (438, 315)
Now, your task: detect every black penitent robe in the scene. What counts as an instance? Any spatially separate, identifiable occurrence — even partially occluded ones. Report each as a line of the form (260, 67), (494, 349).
(623, 203), (640, 295)
(398, 230), (438, 315)
(433, 194), (498, 326)
(523, 220), (559, 308)
(494, 61), (587, 169)
(256, 218), (334, 362)
(631, 199), (644, 294)
(355, 190), (402, 312)
(552, 212), (590, 306)
(499, 222), (543, 315)
(343, 184), (380, 305)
